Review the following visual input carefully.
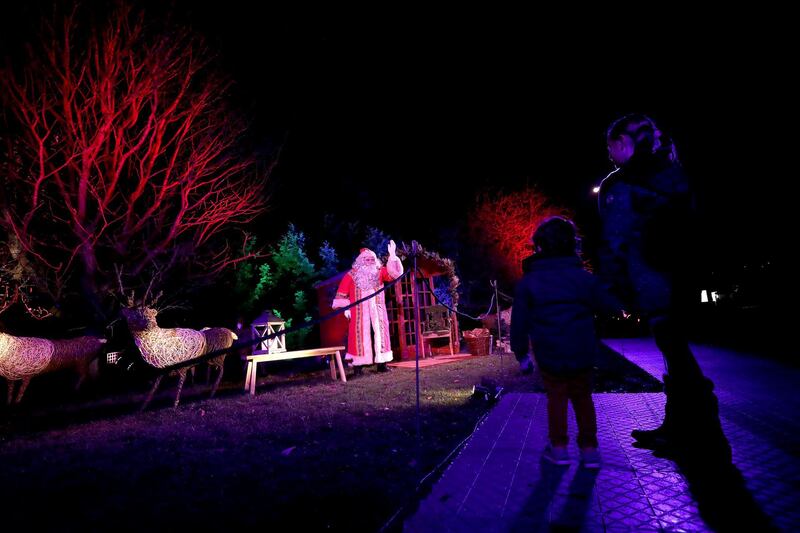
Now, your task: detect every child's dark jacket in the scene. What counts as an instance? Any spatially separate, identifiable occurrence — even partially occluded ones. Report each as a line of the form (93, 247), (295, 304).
(511, 256), (623, 374)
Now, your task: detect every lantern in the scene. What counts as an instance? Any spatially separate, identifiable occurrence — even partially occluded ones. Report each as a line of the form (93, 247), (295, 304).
(251, 310), (287, 354)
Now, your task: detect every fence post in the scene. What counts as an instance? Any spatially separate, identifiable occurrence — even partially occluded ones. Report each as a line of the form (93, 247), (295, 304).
(411, 241), (423, 464)
(493, 280), (505, 371)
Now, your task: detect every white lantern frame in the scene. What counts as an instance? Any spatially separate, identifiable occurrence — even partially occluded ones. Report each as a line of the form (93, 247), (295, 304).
(251, 312), (287, 355)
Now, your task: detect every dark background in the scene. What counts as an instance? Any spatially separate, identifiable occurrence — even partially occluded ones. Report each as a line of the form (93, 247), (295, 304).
(186, 5), (794, 268)
(3, 2), (795, 320)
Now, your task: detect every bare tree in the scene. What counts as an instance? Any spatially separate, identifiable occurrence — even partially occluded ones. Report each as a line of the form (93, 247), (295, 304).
(1, 4), (267, 317)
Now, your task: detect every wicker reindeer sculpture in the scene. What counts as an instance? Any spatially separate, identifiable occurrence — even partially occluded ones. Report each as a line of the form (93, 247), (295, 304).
(121, 306), (237, 409)
(0, 332), (107, 404)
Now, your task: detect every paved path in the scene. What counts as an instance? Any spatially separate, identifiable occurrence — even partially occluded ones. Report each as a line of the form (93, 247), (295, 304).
(402, 339), (800, 532)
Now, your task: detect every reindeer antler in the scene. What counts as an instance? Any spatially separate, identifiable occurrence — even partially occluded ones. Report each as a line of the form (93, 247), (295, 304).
(0, 284), (20, 316)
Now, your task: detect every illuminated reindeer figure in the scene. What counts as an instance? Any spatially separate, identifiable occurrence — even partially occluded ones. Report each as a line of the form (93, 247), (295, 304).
(121, 306), (236, 409)
(0, 332), (107, 405)
(1, 260), (106, 404)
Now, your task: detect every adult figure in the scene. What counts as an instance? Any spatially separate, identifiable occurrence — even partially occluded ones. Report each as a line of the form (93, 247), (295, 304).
(598, 114), (728, 459)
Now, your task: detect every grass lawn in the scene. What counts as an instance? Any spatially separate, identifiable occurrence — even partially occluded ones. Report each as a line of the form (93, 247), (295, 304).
(0, 346), (660, 531)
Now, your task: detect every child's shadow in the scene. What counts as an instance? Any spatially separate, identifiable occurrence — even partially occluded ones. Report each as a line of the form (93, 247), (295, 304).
(509, 459), (598, 532)
(550, 467), (599, 530)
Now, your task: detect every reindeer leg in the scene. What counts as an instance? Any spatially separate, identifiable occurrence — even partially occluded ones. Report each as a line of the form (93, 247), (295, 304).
(205, 364), (212, 384)
(15, 377), (31, 404)
(188, 366), (196, 386)
(141, 374), (164, 411)
(6, 380), (15, 405)
(74, 368), (87, 392)
(173, 368), (189, 408)
(209, 357), (225, 398)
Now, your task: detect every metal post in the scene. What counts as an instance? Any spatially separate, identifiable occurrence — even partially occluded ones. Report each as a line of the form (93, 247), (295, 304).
(411, 241), (423, 463)
(493, 280), (503, 369)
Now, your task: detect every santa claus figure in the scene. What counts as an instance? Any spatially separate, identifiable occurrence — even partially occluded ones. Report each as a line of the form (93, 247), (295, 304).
(332, 240), (403, 373)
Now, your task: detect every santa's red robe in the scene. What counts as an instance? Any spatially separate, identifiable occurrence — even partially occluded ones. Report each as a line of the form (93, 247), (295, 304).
(332, 256), (403, 366)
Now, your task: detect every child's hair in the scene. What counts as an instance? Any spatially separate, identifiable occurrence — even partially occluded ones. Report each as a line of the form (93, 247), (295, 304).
(532, 216), (579, 257)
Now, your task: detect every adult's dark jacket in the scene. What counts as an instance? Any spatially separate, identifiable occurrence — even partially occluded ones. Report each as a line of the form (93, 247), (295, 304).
(511, 255), (623, 375)
(598, 153), (697, 272)
(597, 152), (698, 312)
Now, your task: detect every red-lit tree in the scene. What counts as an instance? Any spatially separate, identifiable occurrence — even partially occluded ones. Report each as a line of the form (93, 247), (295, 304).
(469, 186), (569, 283)
(1, 5), (266, 318)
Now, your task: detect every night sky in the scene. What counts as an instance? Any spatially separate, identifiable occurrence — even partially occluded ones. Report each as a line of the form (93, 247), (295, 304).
(3, 3), (795, 272)
(188, 6), (794, 266)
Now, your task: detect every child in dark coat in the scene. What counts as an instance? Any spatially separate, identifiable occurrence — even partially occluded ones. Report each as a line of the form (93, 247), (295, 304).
(511, 216), (623, 467)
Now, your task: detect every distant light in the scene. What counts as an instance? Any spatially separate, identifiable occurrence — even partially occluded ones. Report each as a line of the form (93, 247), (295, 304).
(711, 291), (719, 303)
(701, 290), (709, 303)
(592, 186), (600, 194)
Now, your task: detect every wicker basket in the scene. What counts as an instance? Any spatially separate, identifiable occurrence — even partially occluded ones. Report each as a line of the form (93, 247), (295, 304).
(463, 328), (490, 356)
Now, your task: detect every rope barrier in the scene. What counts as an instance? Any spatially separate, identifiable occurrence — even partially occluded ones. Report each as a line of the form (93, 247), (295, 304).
(416, 270), (496, 322)
(152, 268), (414, 373)
(497, 289), (514, 302)
(136, 261), (507, 373)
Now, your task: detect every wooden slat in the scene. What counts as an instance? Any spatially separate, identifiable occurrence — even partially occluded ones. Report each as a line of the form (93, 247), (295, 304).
(245, 346), (346, 363)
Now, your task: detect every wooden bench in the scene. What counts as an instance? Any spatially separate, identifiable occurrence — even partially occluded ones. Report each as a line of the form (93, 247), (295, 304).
(243, 346), (347, 395)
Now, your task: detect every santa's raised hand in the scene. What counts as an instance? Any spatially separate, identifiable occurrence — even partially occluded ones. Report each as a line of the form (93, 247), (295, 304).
(388, 240), (397, 257)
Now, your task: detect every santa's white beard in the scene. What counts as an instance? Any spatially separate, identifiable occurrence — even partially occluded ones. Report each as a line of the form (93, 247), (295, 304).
(352, 265), (381, 291)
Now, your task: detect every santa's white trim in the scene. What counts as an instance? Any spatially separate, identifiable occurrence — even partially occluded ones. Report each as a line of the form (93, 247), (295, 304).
(386, 256), (403, 279)
(375, 350), (394, 364)
(332, 298), (350, 309)
(347, 350), (394, 366)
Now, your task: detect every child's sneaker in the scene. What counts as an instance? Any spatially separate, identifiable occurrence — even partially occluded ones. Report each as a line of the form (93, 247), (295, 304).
(580, 447), (602, 469)
(543, 444), (570, 465)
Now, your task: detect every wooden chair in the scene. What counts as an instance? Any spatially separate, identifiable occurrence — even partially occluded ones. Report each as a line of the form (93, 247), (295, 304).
(420, 305), (454, 357)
